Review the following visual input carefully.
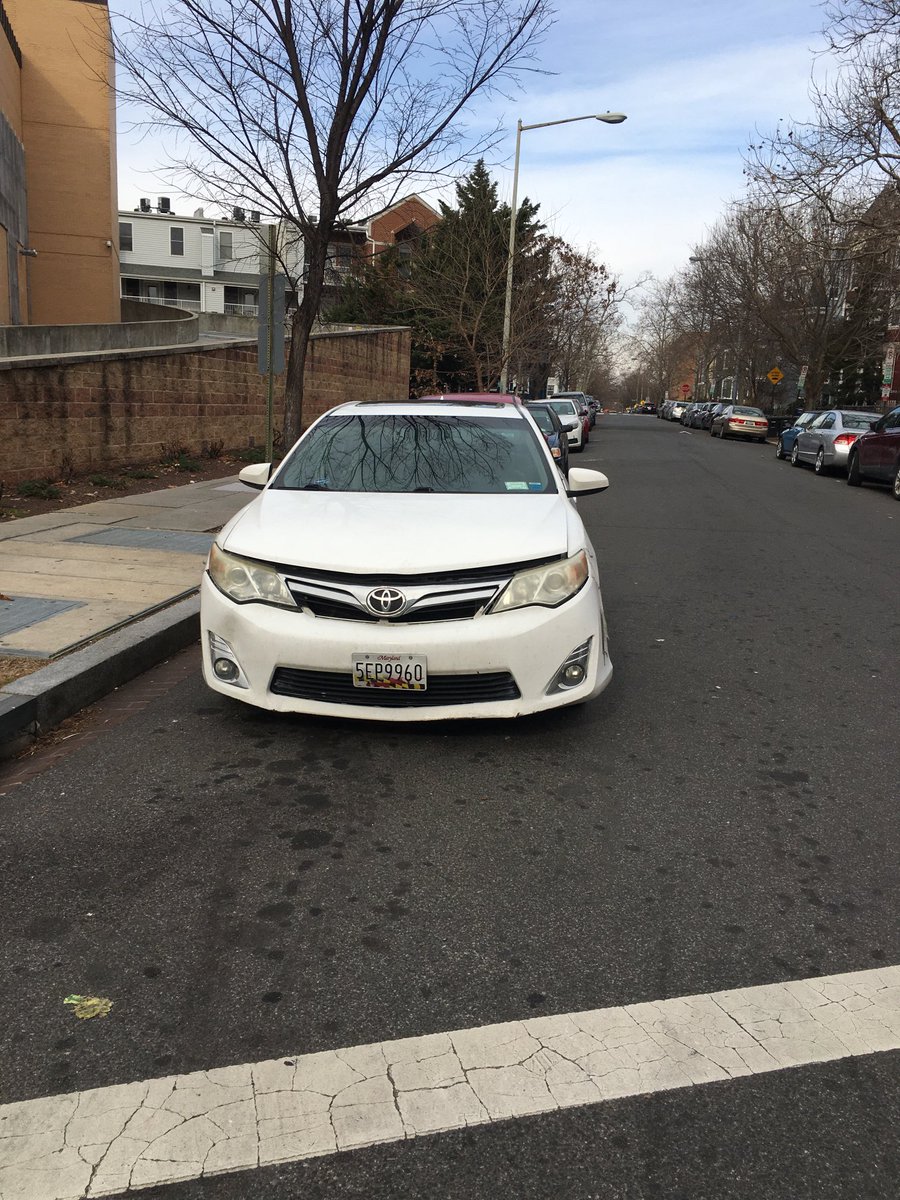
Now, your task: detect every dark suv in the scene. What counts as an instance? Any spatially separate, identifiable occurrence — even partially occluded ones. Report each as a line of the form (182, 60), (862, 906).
(847, 405), (900, 499)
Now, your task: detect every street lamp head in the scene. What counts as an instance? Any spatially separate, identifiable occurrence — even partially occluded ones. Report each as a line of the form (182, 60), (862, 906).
(595, 112), (627, 124)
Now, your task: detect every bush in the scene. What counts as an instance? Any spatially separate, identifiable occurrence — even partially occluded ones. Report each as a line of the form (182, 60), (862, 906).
(122, 468), (158, 480)
(17, 479), (61, 500)
(161, 441), (189, 462)
(204, 439), (225, 459)
(176, 454), (201, 473)
(88, 474), (125, 488)
(233, 445), (266, 463)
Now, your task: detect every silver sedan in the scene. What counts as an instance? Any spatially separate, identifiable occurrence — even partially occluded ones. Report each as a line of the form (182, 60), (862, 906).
(791, 409), (879, 474)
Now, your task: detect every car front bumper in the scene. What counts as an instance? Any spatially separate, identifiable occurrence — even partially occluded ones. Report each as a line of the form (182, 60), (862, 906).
(200, 573), (612, 721)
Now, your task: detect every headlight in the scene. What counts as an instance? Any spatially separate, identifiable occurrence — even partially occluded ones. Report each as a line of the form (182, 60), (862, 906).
(490, 551), (589, 614)
(207, 543), (294, 607)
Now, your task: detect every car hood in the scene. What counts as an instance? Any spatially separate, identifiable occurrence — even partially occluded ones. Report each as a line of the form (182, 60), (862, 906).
(220, 489), (573, 573)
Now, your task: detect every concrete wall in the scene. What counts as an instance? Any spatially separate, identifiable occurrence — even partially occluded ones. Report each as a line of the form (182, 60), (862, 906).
(6, 0), (119, 325)
(0, 304), (197, 357)
(0, 326), (411, 482)
(198, 310), (261, 338)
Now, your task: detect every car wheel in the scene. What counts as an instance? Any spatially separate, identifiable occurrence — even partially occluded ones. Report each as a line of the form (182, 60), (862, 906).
(814, 447), (829, 474)
(791, 442), (801, 465)
(756, 437), (766, 444)
(893, 463), (900, 501)
(721, 425), (729, 440)
(710, 425), (717, 437)
(847, 450), (861, 486)
(775, 438), (785, 458)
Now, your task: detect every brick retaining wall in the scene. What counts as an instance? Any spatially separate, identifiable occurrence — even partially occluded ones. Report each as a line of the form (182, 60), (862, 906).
(0, 326), (410, 483)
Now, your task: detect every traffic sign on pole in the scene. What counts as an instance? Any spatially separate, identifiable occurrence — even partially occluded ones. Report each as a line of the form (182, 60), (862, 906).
(767, 367), (784, 385)
(681, 383), (691, 395)
(257, 273), (286, 376)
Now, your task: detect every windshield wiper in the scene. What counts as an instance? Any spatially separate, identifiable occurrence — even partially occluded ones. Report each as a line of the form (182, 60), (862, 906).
(299, 481), (330, 490)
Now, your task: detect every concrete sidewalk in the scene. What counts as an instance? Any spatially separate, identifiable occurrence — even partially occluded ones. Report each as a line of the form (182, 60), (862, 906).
(0, 476), (253, 754)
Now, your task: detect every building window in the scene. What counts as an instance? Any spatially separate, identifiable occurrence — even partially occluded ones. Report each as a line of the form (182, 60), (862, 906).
(219, 231), (233, 262)
(119, 222), (133, 253)
(170, 227), (184, 256)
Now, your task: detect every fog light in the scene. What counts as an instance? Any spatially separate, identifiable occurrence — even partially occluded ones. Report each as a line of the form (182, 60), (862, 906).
(547, 638), (592, 694)
(208, 632), (249, 689)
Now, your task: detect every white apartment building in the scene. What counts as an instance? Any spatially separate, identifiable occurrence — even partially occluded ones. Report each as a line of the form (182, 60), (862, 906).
(118, 200), (304, 317)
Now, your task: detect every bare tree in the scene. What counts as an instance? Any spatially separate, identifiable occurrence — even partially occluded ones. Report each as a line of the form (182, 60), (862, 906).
(115, 0), (551, 445)
(699, 196), (894, 405)
(548, 243), (623, 390)
(629, 276), (691, 403)
(747, 0), (900, 227)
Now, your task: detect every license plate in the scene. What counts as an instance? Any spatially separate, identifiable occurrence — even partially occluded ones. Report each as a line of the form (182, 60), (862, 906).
(352, 653), (427, 691)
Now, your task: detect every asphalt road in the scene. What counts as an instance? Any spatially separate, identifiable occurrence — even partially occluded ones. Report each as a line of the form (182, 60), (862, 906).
(2, 415), (899, 1198)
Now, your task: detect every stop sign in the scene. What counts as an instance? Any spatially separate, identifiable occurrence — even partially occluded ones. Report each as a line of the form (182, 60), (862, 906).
(681, 384), (690, 395)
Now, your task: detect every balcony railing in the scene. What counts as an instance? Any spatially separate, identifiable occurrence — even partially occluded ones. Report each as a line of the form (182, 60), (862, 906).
(224, 302), (259, 317)
(122, 294), (202, 314)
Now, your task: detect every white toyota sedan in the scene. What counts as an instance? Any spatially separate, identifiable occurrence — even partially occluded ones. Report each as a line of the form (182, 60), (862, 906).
(200, 398), (613, 721)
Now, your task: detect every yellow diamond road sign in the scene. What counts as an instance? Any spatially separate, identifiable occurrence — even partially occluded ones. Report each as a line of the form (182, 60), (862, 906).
(767, 367), (784, 385)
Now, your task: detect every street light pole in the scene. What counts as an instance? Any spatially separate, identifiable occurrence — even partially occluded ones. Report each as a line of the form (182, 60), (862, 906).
(499, 111), (626, 394)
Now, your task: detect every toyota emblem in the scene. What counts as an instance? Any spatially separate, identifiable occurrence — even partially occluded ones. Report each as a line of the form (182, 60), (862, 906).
(366, 587), (406, 616)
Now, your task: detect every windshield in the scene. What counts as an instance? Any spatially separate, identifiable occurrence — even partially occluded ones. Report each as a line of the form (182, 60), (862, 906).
(527, 408), (555, 434)
(839, 412), (877, 430)
(271, 413), (556, 494)
(733, 406), (764, 416)
(548, 400), (578, 417)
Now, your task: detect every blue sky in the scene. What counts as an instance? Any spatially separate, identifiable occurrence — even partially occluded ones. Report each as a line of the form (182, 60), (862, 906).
(114, 0), (828, 284)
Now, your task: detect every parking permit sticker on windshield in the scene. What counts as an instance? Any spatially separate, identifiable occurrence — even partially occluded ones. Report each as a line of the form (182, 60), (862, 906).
(505, 481), (528, 490)
(528, 482), (542, 491)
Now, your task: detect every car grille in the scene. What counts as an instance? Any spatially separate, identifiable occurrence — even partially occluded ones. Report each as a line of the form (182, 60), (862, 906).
(286, 585), (491, 624)
(270, 668), (521, 707)
(280, 559), (563, 624)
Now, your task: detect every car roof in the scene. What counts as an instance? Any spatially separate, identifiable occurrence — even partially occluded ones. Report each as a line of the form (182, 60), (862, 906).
(417, 392), (523, 403)
(330, 399), (525, 419)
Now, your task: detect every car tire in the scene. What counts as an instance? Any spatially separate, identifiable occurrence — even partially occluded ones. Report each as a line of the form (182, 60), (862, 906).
(775, 438), (785, 458)
(791, 443), (801, 466)
(847, 451), (861, 486)
(721, 426), (729, 440)
(814, 448), (827, 474)
(893, 463), (900, 501)
(757, 437), (766, 444)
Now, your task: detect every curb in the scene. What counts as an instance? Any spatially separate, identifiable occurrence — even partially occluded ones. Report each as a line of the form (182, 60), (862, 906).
(0, 595), (200, 759)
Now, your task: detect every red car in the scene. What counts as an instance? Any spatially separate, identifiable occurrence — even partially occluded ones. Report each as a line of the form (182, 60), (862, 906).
(847, 405), (900, 499)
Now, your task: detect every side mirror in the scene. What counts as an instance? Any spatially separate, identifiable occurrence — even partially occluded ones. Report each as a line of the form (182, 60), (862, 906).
(560, 417), (579, 431)
(873, 417), (887, 432)
(567, 468), (609, 497)
(238, 462), (271, 489)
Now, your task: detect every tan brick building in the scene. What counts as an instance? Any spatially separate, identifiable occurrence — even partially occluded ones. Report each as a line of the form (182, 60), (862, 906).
(0, 0), (119, 327)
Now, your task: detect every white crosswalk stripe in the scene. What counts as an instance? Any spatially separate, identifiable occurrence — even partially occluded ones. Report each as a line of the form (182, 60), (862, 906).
(1, 965), (899, 1199)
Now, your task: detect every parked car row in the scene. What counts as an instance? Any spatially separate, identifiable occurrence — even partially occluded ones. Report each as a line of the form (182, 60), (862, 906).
(776, 406), (900, 498)
(657, 397), (900, 497)
(660, 398), (771, 441)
